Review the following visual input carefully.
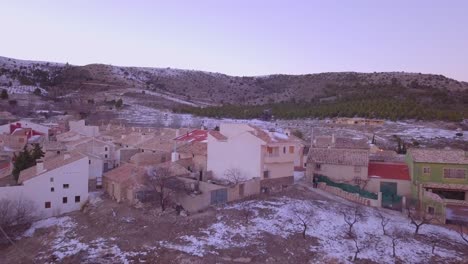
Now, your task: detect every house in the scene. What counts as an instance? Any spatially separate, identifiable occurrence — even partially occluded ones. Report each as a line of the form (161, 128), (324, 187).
(306, 135), (370, 184)
(66, 138), (116, 188)
(0, 152), (89, 218)
(69, 120), (100, 137)
(406, 148), (468, 223)
(103, 161), (191, 204)
(207, 123), (301, 192)
(0, 120), (51, 139)
(175, 141), (207, 179)
(367, 162), (411, 198)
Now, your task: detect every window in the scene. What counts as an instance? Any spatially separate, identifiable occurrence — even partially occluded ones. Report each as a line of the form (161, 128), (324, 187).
(443, 168), (466, 179)
(51, 187), (54, 192)
(63, 197), (68, 204)
(427, 206), (435, 215)
(63, 184), (69, 189)
(50, 177), (54, 182)
(104, 154), (108, 158)
(289, 146), (295, 154)
(267, 147), (273, 154)
(105, 147), (108, 151)
(315, 163), (321, 170)
(263, 170), (270, 178)
(57, 150), (61, 154)
(75, 196), (81, 203)
(354, 166), (361, 173)
(89, 160), (91, 164)
(45, 202), (51, 208)
(423, 167), (431, 174)
(283, 147), (286, 154)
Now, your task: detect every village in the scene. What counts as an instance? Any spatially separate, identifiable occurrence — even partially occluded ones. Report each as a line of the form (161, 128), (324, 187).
(0, 115), (466, 263)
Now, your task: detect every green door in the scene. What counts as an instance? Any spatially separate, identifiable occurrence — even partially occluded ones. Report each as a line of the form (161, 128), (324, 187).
(380, 182), (402, 210)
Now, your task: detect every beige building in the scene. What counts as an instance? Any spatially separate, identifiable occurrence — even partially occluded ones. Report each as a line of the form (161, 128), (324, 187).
(207, 123), (302, 192)
(306, 135), (370, 184)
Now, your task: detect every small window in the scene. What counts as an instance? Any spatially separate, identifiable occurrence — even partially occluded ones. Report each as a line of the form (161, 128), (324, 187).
(427, 206), (435, 215)
(45, 202), (51, 208)
(75, 196), (81, 203)
(315, 163), (321, 170)
(63, 184), (69, 189)
(423, 167), (431, 174)
(105, 147), (108, 151)
(50, 177), (54, 182)
(267, 147), (273, 154)
(57, 150), (61, 154)
(289, 146), (295, 154)
(51, 187), (54, 192)
(89, 160), (91, 164)
(63, 197), (68, 204)
(263, 170), (270, 178)
(105, 154), (108, 158)
(283, 147), (286, 154)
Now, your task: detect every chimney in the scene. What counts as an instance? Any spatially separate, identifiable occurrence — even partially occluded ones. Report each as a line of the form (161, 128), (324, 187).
(175, 129), (180, 137)
(36, 159), (44, 174)
(332, 133), (336, 144)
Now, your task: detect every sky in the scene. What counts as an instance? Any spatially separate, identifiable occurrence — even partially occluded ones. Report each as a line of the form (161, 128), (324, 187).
(0, 0), (467, 81)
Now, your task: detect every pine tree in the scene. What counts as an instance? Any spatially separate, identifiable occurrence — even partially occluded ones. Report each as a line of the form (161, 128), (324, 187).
(31, 144), (44, 160)
(1, 89), (8, 100)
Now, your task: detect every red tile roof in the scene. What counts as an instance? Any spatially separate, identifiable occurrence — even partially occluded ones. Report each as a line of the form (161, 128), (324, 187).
(174, 129), (208, 142)
(368, 162), (410, 181)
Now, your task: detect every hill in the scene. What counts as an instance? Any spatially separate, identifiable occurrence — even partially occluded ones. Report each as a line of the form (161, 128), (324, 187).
(0, 56), (467, 121)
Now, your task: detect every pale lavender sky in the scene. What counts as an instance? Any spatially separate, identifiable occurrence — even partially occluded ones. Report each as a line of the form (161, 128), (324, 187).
(1, 0), (467, 81)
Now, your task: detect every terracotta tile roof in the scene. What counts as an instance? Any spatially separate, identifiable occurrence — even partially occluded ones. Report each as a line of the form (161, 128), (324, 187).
(313, 136), (369, 149)
(369, 150), (405, 163)
(368, 162), (410, 181)
(209, 131), (227, 140)
(129, 152), (169, 166)
(136, 138), (174, 152)
(18, 152), (86, 184)
(103, 163), (146, 184)
(408, 148), (468, 165)
(177, 141), (207, 156)
(308, 148), (369, 166)
(174, 129), (208, 142)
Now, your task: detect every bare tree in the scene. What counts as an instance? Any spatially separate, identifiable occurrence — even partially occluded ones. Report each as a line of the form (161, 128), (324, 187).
(224, 168), (246, 185)
(0, 197), (36, 229)
(351, 233), (361, 261)
(376, 211), (390, 236)
(145, 166), (184, 211)
(341, 206), (365, 238)
(291, 201), (315, 239)
(407, 205), (434, 235)
(387, 229), (406, 258)
(458, 224), (468, 245)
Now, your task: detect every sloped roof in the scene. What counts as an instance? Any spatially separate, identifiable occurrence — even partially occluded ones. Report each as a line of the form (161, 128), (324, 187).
(408, 148), (468, 165)
(174, 129), (208, 142)
(177, 141), (207, 156)
(313, 136), (369, 149)
(208, 130), (227, 140)
(368, 162), (410, 181)
(18, 152), (86, 184)
(308, 148), (369, 166)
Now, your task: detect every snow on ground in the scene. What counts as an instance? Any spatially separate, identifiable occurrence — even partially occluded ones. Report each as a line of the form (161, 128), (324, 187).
(159, 197), (465, 263)
(0, 85), (48, 95)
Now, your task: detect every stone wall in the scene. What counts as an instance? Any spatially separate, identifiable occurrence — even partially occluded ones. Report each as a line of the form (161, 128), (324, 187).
(317, 182), (381, 207)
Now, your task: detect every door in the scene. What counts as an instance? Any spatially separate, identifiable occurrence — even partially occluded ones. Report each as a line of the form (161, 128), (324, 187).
(380, 182), (402, 210)
(210, 189), (228, 205)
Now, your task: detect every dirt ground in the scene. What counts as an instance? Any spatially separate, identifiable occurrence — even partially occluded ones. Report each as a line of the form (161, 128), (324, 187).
(1, 185), (467, 264)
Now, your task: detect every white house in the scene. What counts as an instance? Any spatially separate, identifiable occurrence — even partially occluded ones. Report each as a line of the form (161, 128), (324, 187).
(0, 119), (51, 138)
(207, 124), (302, 192)
(0, 152), (89, 218)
